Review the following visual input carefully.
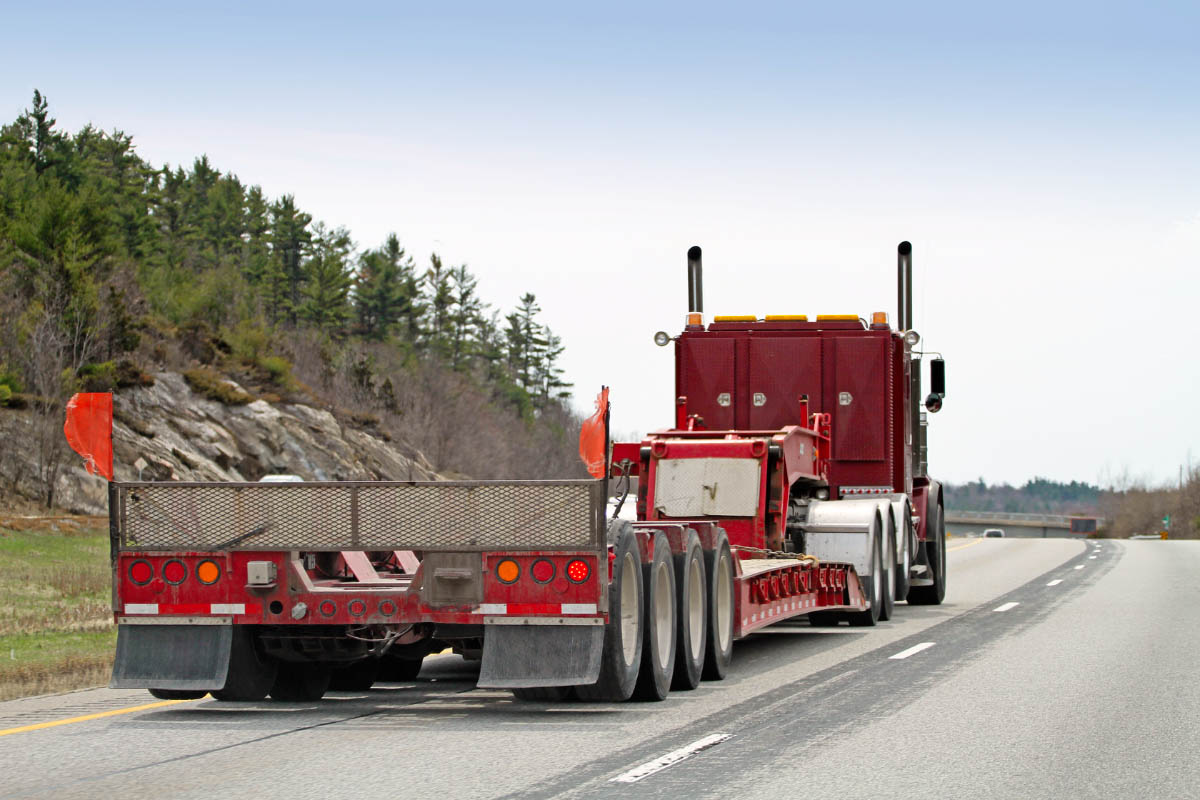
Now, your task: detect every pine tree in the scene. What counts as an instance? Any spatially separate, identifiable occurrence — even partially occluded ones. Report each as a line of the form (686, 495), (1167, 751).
(269, 194), (312, 324)
(355, 232), (418, 341)
(424, 253), (454, 355)
(299, 223), (353, 335)
(447, 263), (484, 370)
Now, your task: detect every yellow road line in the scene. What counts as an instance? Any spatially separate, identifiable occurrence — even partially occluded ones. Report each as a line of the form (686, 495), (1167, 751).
(0, 697), (202, 738)
(947, 539), (984, 553)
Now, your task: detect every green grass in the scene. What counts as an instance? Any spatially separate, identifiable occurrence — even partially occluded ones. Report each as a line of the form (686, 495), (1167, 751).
(0, 523), (116, 700)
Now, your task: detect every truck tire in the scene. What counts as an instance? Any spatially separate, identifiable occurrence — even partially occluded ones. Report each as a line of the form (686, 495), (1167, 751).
(512, 686), (575, 702)
(635, 531), (677, 701)
(330, 658), (379, 691)
(907, 500), (947, 605)
(149, 689), (207, 700)
(211, 625), (276, 702)
(671, 530), (707, 691)
(848, 520), (883, 627)
(877, 522), (896, 621)
(576, 526), (643, 702)
(269, 663), (332, 701)
(702, 530), (734, 680)
(894, 509), (912, 602)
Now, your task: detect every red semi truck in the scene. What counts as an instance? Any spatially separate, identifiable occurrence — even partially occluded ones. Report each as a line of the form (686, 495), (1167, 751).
(79, 241), (948, 703)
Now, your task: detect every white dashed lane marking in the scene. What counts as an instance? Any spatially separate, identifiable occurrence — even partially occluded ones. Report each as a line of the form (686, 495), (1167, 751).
(1047, 579), (1063, 586)
(889, 642), (936, 660)
(611, 734), (733, 783)
(994, 602), (1020, 612)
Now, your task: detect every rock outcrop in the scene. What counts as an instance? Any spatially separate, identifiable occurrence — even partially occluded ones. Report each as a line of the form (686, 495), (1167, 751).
(2, 372), (440, 515)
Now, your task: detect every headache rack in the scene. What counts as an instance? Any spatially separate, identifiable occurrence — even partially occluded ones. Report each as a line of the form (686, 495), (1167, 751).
(110, 479), (607, 552)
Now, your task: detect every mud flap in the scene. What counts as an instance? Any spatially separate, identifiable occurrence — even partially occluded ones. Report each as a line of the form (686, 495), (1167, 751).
(110, 624), (232, 690)
(476, 624), (604, 688)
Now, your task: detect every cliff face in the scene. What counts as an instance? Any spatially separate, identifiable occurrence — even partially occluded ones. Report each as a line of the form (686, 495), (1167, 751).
(1, 372), (440, 515)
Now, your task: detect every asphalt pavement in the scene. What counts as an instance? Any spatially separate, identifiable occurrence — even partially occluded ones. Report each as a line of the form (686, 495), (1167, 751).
(4, 537), (1195, 799)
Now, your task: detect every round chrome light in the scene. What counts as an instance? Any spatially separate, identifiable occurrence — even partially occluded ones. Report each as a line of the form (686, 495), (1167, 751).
(904, 330), (920, 347)
(653, 331), (672, 347)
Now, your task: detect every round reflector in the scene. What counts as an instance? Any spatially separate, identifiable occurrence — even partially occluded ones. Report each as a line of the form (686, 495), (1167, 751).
(162, 559), (187, 584)
(495, 559), (520, 584)
(129, 559), (153, 585)
(530, 558), (555, 584)
(566, 559), (590, 583)
(196, 560), (221, 584)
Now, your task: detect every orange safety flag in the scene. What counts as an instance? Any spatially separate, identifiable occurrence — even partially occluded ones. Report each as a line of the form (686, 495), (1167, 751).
(63, 392), (114, 481)
(578, 386), (609, 479)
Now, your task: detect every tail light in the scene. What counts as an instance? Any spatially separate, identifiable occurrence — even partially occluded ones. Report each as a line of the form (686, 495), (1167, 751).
(196, 560), (221, 584)
(162, 559), (187, 585)
(129, 560), (153, 585)
(530, 559), (555, 584)
(566, 559), (591, 583)
(495, 559), (520, 584)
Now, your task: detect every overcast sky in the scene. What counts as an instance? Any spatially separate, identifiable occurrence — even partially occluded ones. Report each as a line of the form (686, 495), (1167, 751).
(4, 1), (1197, 488)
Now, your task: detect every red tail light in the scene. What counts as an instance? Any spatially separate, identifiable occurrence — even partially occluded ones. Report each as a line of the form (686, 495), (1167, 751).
(129, 560), (153, 585)
(530, 559), (555, 584)
(162, 559), (187, 584)
(566, 559), (590, 583)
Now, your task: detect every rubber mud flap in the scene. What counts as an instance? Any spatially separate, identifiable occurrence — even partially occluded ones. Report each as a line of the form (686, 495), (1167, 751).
(476, 624), (604, 688)
(110, 624), (232, 690)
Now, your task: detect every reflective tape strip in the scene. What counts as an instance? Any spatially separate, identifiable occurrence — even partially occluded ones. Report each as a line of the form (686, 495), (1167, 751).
(124, 603), (159, 614)
(481, 603), (507, 614)
(561, 603), (597, 615)
(209, 604), (245, 614)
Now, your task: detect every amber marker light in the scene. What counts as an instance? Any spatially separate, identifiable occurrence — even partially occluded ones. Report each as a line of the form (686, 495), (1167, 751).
(871, 311), (889, 326)
(496, 559), (520, 584)
(566, 559), (591, 583)
(686, 312), (703, 327)
(196, 560), (221, 585)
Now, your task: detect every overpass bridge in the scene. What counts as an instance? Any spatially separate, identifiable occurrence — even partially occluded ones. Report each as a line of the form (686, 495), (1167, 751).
(944, 510), (1103, 539)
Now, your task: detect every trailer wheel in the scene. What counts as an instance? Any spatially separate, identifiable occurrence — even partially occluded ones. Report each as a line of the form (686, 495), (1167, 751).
(576, 526), (643, 702)
(848, 520), (883, 627)
(330, 658), (379, 691)
(269, 663), (332, 701)
(702, 530), (734, 680)
(894, 510), (912, 602)
(671, 530), (707, 691)
(907, 500), (947, 605)
(149, 689), (207, 700)
(211, 626), (276, 702)
(877, 521), (896, 621)
(635, 531), (677, 701)
(512, 686), (575, 702)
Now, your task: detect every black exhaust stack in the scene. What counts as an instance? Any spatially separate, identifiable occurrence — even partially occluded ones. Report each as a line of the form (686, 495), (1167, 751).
(687, 246), (703, 313)
(897, 241), (912, 331)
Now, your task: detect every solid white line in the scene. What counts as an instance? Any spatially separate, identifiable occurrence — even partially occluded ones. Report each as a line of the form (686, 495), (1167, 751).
(610, 734), (732, 783)
(1046, 579), (1063, 586)
(1074, 565), (1085, 570)
(994, 602), (1019, 612)
(889, 642), (935, 660)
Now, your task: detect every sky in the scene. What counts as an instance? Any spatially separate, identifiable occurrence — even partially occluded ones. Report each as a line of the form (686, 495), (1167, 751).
(3, 1), (1198, 488)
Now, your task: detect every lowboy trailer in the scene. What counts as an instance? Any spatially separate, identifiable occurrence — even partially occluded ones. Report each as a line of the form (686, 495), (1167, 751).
(91, 241), (947, 703)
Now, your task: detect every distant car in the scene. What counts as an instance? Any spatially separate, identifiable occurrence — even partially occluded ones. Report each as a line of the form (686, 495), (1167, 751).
(258, 474), (304, 483)
(983, 529), (1005, 538)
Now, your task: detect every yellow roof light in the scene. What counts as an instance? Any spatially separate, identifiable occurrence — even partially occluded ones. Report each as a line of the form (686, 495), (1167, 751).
(764, 314), (808, 321)
(713, 315), (757, 322)
(871, 311), (889, 326)
(816, 314), (860, 321)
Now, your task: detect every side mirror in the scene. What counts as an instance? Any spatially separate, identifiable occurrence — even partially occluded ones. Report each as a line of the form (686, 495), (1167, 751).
(924, 393), (943, 413)
(930, 357), (945, 397)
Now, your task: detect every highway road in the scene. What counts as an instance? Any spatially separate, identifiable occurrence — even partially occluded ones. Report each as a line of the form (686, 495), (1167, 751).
(3, 538), (1197, 799)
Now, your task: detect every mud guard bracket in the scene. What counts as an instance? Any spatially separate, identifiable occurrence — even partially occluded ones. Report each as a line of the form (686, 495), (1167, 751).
(111, 624), (232, 690)
(477, 624), (604, 688)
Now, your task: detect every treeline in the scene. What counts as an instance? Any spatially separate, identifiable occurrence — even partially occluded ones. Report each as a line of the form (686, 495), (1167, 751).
(946, 474), (1199, 539)
(0, 91), (583, 505)
(944, 477), (1103, 516)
